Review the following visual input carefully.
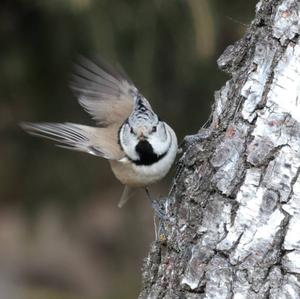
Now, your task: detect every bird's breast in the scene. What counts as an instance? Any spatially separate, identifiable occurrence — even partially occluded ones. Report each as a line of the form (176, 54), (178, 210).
(109, 151), (174, 187)
(110, 124), (178, 187)
(109, 159), (162, 187)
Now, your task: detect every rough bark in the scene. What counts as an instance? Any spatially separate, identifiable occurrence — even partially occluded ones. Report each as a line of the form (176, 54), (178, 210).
(139, 0), (300, 298)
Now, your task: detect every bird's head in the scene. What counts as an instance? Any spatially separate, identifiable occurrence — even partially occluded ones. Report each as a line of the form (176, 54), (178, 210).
(119, 96), (171, 165)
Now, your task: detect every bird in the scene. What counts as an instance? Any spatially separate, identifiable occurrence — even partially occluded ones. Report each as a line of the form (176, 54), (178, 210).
(21, 57), (178, 209)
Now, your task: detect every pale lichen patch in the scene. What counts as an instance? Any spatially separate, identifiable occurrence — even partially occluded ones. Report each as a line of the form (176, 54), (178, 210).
(267, 43), (300, 122)
(273, 0), (300, 45)
(262, 147), (300, 202)
(241, 42), (276, 122)
(211, 124), (248, 195)
(282, 251), (300, 274)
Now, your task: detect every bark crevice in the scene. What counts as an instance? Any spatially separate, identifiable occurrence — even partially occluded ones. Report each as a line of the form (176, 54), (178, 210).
(139, 0), (300, 298)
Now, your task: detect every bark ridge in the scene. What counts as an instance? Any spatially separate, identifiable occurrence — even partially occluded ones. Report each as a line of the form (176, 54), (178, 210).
(139, 0), (300, 298)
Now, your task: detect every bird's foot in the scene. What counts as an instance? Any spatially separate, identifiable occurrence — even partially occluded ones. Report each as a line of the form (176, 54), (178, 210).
(145, 188), (168, 220)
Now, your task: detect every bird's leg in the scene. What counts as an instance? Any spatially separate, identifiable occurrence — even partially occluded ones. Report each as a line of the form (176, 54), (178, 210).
(145, 188), (166, 241)
(153, 214), (158, 241)
(144, 187), (167, 220)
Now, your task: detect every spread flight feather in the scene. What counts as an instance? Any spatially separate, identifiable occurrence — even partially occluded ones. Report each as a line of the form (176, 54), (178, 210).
(21, 57), (139, 160)
(21, 57), (143, 207)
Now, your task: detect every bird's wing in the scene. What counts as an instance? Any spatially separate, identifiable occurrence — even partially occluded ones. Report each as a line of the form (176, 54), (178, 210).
(21, 122), (124, 160)
(71, 57), (138, 127)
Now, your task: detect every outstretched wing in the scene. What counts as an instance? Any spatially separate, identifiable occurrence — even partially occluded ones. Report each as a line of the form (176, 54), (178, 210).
(21, 122), (124, 160)
(71, 57), (138, 127)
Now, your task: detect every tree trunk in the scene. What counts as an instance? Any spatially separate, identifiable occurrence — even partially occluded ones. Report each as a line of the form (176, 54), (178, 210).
(139, 0), (300, 298)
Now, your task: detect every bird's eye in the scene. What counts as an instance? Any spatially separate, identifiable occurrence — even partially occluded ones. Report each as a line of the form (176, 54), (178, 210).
(130, 127), (134, 134)
(152, 126), (157, 133)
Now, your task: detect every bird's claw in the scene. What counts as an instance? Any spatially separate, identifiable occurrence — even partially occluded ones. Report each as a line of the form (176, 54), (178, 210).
(145, 188), (168, 220)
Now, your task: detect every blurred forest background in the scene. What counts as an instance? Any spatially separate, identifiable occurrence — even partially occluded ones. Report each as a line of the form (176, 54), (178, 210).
(1, 0), (256, 298)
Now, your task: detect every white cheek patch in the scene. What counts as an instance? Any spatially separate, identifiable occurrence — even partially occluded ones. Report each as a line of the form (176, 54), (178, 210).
(119, 124), (140, 161)
(148, 123), (171, 156)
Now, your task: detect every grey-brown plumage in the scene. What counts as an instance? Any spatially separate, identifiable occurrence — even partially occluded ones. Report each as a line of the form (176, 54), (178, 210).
(21, 57), (178, 207)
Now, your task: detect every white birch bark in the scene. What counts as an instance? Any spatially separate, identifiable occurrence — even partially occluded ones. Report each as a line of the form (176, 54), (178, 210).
(139, 0), (300, 298)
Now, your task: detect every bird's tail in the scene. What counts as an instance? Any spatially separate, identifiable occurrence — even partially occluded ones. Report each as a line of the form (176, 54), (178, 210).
(118, 185), (134, 208)
(20, 122), (108, 157)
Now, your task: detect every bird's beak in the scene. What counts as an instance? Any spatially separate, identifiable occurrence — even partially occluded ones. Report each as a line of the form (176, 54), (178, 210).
(138, 132), (145, 140)
(137, 127), (147, 140)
